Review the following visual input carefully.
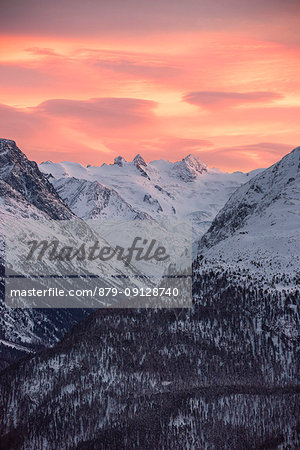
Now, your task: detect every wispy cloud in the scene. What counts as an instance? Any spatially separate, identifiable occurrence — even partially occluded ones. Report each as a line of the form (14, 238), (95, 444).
(183, 91), (283, 110)
(25, 47), (60, 57)
(36, 97), (158, 127)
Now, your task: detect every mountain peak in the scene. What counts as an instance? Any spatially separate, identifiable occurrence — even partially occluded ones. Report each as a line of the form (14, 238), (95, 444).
(182, 153), (207, 172)
(171, 153), (207, 182)
(0, 139), (73, 219)
(133, 154), (147, 167)
(0, 138), (17, 155)
(114, 155), (127, 167)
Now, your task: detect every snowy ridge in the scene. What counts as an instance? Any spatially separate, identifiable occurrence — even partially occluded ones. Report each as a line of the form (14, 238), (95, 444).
(40, 153), (261, 238)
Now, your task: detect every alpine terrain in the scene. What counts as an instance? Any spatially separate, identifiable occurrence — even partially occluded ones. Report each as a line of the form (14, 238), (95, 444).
(0, 139), (89, 370)
(40, 153), (262, 238)
(0, 143), (299, 449)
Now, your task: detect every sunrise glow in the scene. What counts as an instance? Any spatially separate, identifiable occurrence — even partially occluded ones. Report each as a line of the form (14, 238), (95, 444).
(1, 0), (300, 170)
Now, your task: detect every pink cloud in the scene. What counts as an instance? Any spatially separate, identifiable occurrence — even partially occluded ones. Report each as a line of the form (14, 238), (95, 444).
(25, 47), (60, 56)
(183, 91), (283, 110)
(93, 58), (179, 79)
(0, 103), (46, 138)
(0, 63), (50, 88)
(1, 1), (299, 172)
(36, 97), (158, 129)
(0, 98), (160, 164)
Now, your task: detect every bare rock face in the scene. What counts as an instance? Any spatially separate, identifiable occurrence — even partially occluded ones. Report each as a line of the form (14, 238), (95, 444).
(143, 193), (163, 212)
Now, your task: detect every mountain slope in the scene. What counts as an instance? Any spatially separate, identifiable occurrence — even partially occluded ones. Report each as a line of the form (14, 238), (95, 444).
(198, 146), (300, 276)
(0, 272), (298, 449)
(52, 177), (149, 220)
(0, 139), (73, 220)
(0, 139), (85, 369)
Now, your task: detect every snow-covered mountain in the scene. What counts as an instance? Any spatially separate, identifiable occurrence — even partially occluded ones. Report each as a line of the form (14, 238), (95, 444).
(0, 139), (191, 368)
(198, 146), (300, 277)
(0, 139), (85, 369)
(0, 139), (75, 259)
(40, 154), (262, 237)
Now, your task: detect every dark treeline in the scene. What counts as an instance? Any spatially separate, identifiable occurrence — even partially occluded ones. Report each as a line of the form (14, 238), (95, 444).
(0, 265), (299, 449)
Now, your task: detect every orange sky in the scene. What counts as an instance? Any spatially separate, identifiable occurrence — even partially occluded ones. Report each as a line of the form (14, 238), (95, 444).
(0, 0), (300, 171)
